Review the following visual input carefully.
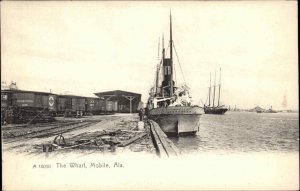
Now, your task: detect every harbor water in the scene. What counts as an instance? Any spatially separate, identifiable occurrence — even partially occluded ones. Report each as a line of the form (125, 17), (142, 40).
(170, 111), (299, 154)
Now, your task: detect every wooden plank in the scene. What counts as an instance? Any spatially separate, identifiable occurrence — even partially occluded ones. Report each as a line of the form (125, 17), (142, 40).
(148, 120), (180, 157)
(153, 125), (178, 157)
(166, 138), (181, 154)
(118, 133), (147, 147)
(150, 125), (168, 158)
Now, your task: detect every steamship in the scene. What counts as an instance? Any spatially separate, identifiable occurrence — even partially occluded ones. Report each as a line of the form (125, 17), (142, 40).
(147, 13), (204, 136)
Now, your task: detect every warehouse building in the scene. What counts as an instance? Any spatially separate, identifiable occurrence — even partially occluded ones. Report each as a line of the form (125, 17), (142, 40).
(94, 90), (142, 113)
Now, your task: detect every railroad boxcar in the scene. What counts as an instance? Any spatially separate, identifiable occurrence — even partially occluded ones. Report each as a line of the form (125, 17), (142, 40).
(1, 90), (12, 108)
(85, 97), (105, 115)
(57, 95), (86, 117)
(85, 97), (94, 115)
(1, 90), (12, 124)
(48, 94), (57, 116)
(1, 90), (56, 124)
(97, 98), (106, 114)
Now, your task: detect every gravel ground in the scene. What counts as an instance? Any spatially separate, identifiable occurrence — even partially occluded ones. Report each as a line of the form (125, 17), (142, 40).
(2, 114), (156, 157)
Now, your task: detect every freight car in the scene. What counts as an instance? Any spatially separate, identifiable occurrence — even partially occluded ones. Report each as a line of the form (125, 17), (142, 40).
(1, 90), (56, 124)
(1, 89), (121, 124)
(56, 95), (86, 117)
(85, 97), (106, 115)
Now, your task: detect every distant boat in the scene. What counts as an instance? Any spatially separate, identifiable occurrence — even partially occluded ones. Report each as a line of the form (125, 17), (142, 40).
(253, 106), (263, 113)
(147, 12), (204, 136)
(264, 106), (277, 113)
(203, 68), (228, 115)
(256, 106), (277, 113)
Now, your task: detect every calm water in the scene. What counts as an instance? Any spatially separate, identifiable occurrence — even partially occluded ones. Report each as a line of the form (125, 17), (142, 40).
(170, 111), (299, 154)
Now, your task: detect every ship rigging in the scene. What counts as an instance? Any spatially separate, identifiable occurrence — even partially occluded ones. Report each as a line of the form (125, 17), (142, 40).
(147, 12), (203, 136)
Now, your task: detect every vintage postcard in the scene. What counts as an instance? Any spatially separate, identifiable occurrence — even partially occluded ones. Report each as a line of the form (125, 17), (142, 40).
(1, 1), (298, 190)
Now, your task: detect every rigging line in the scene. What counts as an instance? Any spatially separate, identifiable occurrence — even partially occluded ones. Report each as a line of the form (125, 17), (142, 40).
(152, 64), (157, 86)
(166, 43), (170, 56)
(157, 58), (163, 86)
(153, 47), (164, 89)
(174, 60), (177, 84)
(152, 65), (159, 89)
(152, 75), (156, 88)
(205, 91), (209, 105)
(196, 96), (206, 106)
(172, 42), (186, 85)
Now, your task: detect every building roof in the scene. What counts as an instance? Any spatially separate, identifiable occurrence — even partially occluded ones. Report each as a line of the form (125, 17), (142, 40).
(1, 89), (53, 95)
(94, 90), (141, 98)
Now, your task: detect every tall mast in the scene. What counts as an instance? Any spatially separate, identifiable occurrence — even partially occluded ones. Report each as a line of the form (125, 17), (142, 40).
(162, 34), (165, 59)
(217, 67), (221, 106)
(155, 37), (160, 95)
(157, 37), (160, 60)
(212, 70), (216, 107)
(169, 11), (174, 97)
(208, 72), (211, 106)
(162, 34), (165, 97)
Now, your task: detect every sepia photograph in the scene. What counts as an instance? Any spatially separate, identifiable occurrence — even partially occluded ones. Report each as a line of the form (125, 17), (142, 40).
(1, 1), (298, 190)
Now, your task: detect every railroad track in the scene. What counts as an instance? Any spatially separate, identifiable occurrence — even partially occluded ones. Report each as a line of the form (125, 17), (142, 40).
(148, 120), (180, 157)
(1, 121), (79, 130)
(2, 121), (83, 138)
(3, 120), (101, 143)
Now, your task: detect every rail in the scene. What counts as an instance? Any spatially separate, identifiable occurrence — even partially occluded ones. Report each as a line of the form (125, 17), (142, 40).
(3, 120), (101, 143)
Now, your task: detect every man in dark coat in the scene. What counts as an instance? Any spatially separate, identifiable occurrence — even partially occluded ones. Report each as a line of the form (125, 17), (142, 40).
(139, 108), (144, 121)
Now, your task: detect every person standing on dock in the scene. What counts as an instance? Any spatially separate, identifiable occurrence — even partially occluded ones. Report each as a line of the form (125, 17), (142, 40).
(139, 108), (144, 121)
(144, 107), (149, 119)
(137, 101), (144, 121)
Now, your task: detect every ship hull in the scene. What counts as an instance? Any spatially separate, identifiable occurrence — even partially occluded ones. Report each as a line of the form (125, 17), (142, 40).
(256, 110), (277, 113)
(149, 106), (203, 136)
(204, 107), (228, 115)
(266, 111), (277, 113)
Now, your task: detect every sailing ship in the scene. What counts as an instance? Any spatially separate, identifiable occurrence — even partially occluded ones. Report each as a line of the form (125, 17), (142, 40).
(147, 13), (204, 136)
(203, 68), (228, 114)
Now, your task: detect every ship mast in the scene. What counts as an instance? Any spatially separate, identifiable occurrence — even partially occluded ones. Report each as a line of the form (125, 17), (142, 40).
(208, 72), (211, 106)
(155, 37), (160, 95)
(162, 34), (165, 97)
(162, 34), (165, 59)
(217, 67), (221, 107)
(169, 11), (174, 97)
(212, 70), (216, 107)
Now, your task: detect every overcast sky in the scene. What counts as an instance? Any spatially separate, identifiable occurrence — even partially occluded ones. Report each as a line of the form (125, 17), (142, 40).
(1, 1), (298, 110)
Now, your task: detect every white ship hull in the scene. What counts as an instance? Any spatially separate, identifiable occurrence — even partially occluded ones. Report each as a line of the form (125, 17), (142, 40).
(149, 106), (203, 136)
